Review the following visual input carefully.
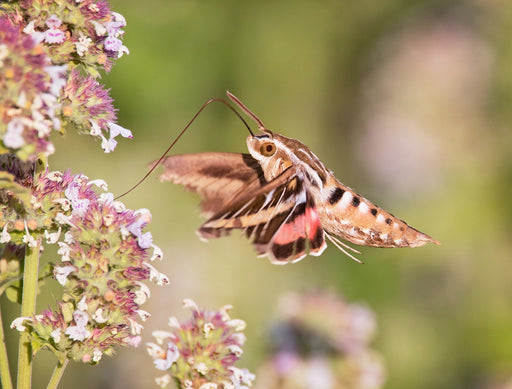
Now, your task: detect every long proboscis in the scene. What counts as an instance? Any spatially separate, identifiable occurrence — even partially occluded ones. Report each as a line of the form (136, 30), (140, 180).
(115, 96), (254, 200)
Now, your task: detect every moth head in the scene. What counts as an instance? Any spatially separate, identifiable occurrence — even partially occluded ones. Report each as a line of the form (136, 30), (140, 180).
(246, 130), (276, 160)
(247, 130), (293, 181)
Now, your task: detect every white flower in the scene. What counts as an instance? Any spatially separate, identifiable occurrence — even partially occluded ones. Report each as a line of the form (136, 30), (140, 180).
(0, 44), (7, 67)
(134, 282), (151, 305)
(128, 318), (144, 335)
(46, 14), (62, 28)
(0, 223), (11, 243)
(65, 310), (91, 341)
(47, 171), (63, 182)
(92, 349), (103, 362)
(22, 233), (38, 248)
(92, 308), (109, 324)
(137, 309), (151, 322)
(155, 374), (171, 388)
(227, 319), (246, 331)
(111, 12), (127, 27)
(203, 322), (215, 338)
(71, 197), (90, 217)
(89, 119), (102, 136)
(89, 179), (108, 191)
(219, 304), (233, 321)
(53, 198), (71, 211)
(77, 296), (88, 311)
(231, 333), (247, 345)
(100, 133), (116, 153)
(10, 317), (31, 331)
(195, 362), (209, 375)
(229, 367), (255, 388)
(146, 342), (166, 359)
(57, 242), (71, 261)
(137, 231), (153, 249)
(64, 231), (74, 244)
(91, 21), (107, 36)
(182, 299), (199, 311)
(51, 328), (62, 343)
(109, 121), (132, 140)
(199, 384), (217, 389)
(45, 227), (61, 244)
(44, 28), (65, 44)
(150, 244), (163, 261)
(4, 118), (25, 148)
(54, 265), (75, 286)
(153, 343), (179, 371)
(227, 345), (243, 357)
(167, 316), (180, 329)
(55, 213), (75, 227)
(75, 34), (92, 56)
(124, 335), (141, 347)
(145, 263), (169, 286)
(135, 208), (152, 222)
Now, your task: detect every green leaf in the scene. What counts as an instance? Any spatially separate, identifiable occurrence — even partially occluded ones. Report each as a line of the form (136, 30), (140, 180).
(5, 283), (22, 304)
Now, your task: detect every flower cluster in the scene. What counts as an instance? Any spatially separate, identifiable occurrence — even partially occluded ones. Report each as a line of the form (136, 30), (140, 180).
(62, 68), (130, 153)
(7, 168), (168, 363)
(0, 1), (132, 162)
(253, 290), (386, 389)
(6, 0), (129, 74)
(147, 299), (255, 389)
(0, 17), (65, 161)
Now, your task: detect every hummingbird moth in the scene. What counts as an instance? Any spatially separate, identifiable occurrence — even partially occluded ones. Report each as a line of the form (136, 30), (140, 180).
(155, 92), (439, 264)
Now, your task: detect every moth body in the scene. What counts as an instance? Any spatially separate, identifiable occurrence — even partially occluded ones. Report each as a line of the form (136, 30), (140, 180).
(157, 92), (438, 264)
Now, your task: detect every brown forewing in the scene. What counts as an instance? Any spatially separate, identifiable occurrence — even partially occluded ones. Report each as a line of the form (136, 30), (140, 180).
(156, 152), (266, 215)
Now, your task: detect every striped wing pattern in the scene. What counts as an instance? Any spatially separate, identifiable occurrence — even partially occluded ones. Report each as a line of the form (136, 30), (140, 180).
(158, 154), (326, 263)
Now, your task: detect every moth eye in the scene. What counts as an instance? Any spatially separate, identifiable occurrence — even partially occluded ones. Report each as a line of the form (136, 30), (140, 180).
(260, 142), (276, 157)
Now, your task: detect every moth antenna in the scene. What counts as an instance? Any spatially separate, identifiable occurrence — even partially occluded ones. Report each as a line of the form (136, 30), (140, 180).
(115, 96), (254, 199)
(226, 91), (266, 131)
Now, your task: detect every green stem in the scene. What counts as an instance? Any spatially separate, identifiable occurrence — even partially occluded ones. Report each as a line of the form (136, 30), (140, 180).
(46, 357), (69, 389)
(0, 307), (14, 389)
(17, 241), (41, 389)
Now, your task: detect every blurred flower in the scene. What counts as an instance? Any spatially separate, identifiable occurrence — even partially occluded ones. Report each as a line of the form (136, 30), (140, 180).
(1, 2), (132, 160)
(0, 17), (64, 161)
(6, 0), (129, 74)
(357, 13), (492, 198)
(147, 300), (255, 389)
(254, 290), (386, 389)
(8, 169), (168, 363)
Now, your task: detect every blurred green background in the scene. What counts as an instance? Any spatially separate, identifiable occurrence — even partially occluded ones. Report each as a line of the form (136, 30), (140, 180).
(6, 0), (512, 388)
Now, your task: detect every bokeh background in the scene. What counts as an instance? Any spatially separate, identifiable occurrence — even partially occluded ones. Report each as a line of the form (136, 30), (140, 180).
(5, 0), (512, 388)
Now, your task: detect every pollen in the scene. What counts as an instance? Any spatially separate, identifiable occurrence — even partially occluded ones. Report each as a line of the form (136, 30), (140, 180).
(104, 289), (116, 302)
(33, 45), (44, 55)
(27, 219), (38, 230)
(62, 106), (73, 116)
(14, 220), (24, 231)
(4, 67), (14, 79)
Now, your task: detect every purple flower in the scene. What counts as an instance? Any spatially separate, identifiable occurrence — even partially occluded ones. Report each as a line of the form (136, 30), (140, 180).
(45, 14), (62, 29)
(147, 300), (254, 388)
(12, 0), (129, 73)
(8, 171), (167, 364)
(4, 119), (25, 149)
(65, 310), (91, 341)
(253, 291), (387, 389)
(0, 17), (63, 160)
(44, 28), (65, 44)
